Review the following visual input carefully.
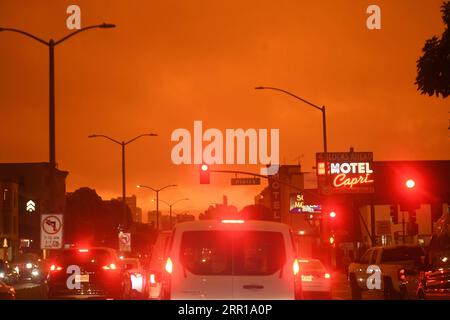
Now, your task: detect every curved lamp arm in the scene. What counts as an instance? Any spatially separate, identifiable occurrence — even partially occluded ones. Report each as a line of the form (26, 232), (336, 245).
(0, 27), (48, 46)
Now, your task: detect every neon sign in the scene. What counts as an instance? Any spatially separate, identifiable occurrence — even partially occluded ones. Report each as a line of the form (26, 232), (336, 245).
(316, 152), (375, 194)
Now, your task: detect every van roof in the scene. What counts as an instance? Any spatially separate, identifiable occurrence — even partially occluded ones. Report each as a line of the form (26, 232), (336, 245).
(173, 219), (291, 233)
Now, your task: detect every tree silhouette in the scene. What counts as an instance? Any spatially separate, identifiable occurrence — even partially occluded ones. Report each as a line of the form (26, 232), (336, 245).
(65, 187), (133, 249)
(416, 1), (450, 98)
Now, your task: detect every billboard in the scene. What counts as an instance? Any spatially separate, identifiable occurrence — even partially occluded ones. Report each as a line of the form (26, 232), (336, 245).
(316, 152), (375, 194)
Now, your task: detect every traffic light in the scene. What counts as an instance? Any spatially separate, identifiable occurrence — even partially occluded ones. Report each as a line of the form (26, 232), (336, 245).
(390, 204), (399, 224)
(405, 179), (415, 189)
(200, 164), (210, 184)
(329, 211), (337, 219)
(329, 235), (335, 245)
(400, 178), (420, 211)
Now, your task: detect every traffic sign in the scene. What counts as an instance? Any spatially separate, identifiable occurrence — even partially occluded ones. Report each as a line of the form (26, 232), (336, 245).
(40, 214), (63, 249)
(118, 232), (131, 252)
(26, 200), (36, 213)
(231, 177), (261, 185)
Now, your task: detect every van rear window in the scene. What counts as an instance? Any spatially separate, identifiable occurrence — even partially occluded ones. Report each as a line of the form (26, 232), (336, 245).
(180, 231), (286, 276)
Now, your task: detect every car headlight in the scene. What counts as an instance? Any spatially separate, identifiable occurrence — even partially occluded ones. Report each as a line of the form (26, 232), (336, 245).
(26, 263), (33, 269)
(31, 270), (39, 277)
(0, 272), (5, 278)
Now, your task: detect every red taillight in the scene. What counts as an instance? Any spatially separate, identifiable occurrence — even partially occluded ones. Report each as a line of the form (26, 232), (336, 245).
(293, 259), (300, 276)
(221, 219), (245, 224)
(102, 263), (117, 270)
(324, 273), (331, 279)
(50, 264), (62, 272)
(398, 268), (406, 281)
(78, 249), (89, 253)
(165, 257), (173, 274)
(150, 273), (156, 284)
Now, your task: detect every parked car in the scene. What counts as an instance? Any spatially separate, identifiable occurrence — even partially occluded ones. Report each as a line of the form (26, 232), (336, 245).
(348, 245), (424, 299)
(148, 231), (172, 300)
(10, 253), (44, 283)
(0, 280), (15, 300)
(161, 219), (302, 300)
(417, 212), (450, 299)
(123, 258), (148, 298)
(47, 247), (132, 300)
(298, 258), (332, 299)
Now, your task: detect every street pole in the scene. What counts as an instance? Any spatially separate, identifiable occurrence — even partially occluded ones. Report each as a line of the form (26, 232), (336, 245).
(402, 211), (406, 244)
(89, 133), (157, 230)
(169, 205), (173, 229)
(156, 190), (159, 231)
(121, 142), (126, 228)
(322, 105), (327, 153)
(46, 40), (55, 260)
(0, 24), (116, 216)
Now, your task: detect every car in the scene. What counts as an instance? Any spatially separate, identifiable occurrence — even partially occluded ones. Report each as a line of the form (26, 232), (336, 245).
(123, 258), (148, 298)
(0, 259), (19, 285)
(417, 213), (450, 299)
(348, 245), (424, 300)
(148, 231), (172, 300)
(0, 280), (15, 300)
(160, 219), (302, 300)
(10, 253), (44, 283)
(298, 258), (332, 299)
(47, 247), (132, 300)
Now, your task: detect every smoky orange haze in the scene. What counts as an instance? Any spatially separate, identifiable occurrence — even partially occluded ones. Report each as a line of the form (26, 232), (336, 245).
(0, 0), (449, 220)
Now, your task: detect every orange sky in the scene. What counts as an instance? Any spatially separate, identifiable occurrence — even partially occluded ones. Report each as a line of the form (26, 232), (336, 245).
(1, 0), (449, 219)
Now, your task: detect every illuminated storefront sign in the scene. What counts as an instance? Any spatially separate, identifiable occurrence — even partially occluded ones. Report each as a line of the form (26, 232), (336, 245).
(289, 193), (322, 214)
(316, 152), (375, 194)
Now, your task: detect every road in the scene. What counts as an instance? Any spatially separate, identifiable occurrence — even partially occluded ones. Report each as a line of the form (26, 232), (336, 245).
(12, 272), (384, 300)
(331, 271), (384, 300)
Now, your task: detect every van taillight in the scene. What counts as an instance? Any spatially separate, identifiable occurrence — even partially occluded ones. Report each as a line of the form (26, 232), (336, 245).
(165, 257), (173, 274)
(293, 259), (300, 276)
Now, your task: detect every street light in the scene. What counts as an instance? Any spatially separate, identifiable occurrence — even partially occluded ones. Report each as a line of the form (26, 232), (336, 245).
(0, 23), (116, 213)
(136, 184), (177, 230)
(152, 198), (189, 229)
(88, 133), (157, 228)
(255, 86), (328, 153)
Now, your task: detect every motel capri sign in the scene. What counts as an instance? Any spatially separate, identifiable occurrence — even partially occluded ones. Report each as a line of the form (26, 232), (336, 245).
(316, 152), (375, 194)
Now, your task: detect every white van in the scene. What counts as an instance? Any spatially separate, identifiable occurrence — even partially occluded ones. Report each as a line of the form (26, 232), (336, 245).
(161, 219), (302, 300)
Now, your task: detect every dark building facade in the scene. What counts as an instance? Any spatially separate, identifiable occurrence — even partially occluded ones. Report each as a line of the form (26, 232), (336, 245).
(256, 160), (450, 266)
(0, 163), (68, 254)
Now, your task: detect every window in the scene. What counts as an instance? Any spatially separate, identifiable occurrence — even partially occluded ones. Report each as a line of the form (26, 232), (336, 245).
(381, 246), (424, 263)
(180, 231), (231, 275)
(179, 231), (286, 276)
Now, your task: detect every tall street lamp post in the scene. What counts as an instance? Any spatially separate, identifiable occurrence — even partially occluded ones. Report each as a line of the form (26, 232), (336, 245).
(89, 133), (157, 228)
(255, 86), (328, 153)
(0, 23), (116, 213)
(153, 198), (189, 229)
(136, 184), (177, 230)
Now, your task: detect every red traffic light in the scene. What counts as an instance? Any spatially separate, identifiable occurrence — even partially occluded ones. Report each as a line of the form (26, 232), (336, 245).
(405, 179), (415, 189)
(201, 164), (209, 171)
(329, 211), (336, 219)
